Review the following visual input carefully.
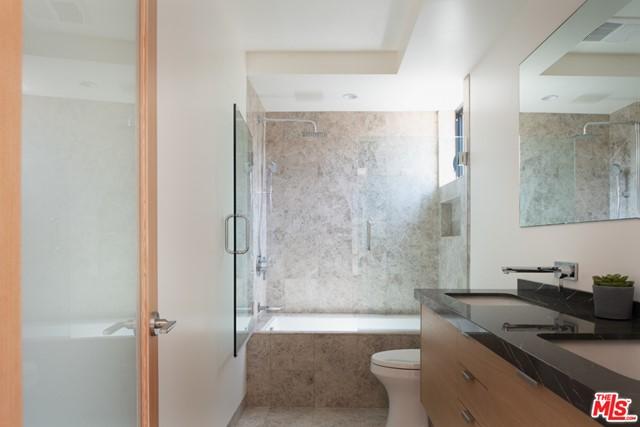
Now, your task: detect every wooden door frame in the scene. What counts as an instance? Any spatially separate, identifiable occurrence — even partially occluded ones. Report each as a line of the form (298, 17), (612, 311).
(138, 0), (159, 426)
(0, 0), (23, 425)
(0, 1), (158, 426)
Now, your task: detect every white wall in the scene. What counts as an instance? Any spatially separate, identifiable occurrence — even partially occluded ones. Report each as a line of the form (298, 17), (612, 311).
(158, 1), (248, 426)
(469, 0), (640, 301)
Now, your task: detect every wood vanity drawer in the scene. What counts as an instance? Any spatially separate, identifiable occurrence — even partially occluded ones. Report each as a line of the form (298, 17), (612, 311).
(421, 306), (459, 386)
(421, 306), (462, 426)
(457, 332), (598, 427)
(454, 399), (488, 427)
(455, 361), (516, 427)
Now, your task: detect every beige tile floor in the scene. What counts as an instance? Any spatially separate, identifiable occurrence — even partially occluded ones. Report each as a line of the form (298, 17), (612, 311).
(233, 407), (388, 427)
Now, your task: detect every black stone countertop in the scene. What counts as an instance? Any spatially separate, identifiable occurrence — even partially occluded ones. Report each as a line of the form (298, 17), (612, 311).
(414, 280), (640, 426)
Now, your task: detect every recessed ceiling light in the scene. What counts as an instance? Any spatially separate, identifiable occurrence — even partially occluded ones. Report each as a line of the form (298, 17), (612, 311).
(80, 80), (98, 88)
(342, 93), (358, 100)
(541, 94), (559, 101)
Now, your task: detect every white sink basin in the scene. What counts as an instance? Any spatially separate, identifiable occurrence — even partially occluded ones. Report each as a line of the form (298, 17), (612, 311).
(448, 294), (536, 306)
(549, 339), (640, 380)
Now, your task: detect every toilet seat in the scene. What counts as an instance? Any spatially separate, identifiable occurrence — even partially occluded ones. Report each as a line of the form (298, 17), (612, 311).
(371, 349), (420, 370)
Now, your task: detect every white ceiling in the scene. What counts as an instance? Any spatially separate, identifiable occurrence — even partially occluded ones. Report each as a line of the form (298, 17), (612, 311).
(236, 0), (421, 51)
(23, 0), (527, 111)
(245, 0), (526, 112)
(521, 0), (640, 115)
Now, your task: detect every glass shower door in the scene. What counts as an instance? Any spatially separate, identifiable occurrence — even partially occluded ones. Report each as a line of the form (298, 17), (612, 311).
(21, 1), (140, 425)
(231, 105), (254, 356)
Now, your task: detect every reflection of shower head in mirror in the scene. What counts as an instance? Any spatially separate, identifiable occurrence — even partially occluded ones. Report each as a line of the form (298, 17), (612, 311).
(582, 120), (640, 136)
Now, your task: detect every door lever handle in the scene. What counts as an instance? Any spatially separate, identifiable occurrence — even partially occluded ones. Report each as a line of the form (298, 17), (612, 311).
(150, 311), (177, 336)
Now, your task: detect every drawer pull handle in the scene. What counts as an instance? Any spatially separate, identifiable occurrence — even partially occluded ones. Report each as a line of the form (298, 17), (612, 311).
(460, 408), (475, 424)
(516, 369), (539, 387)
(461, 369), (475, 382)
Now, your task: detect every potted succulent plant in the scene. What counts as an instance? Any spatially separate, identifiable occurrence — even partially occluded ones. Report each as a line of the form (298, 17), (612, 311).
(592, 274), (635, 320)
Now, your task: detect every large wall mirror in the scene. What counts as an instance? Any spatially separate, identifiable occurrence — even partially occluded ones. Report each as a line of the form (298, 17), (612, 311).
(520, 0), (640, 226)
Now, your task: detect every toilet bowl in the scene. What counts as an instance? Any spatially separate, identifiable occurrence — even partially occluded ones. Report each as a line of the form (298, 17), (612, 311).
(370, 349), (427, 427)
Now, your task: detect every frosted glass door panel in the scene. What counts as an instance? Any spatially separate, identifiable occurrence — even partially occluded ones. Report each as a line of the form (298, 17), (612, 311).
(21, 1), (139, 426)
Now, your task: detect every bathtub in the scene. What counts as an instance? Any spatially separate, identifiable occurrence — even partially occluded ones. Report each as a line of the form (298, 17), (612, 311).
(258, 313), (420, 334)
(248, 314), (420, 407)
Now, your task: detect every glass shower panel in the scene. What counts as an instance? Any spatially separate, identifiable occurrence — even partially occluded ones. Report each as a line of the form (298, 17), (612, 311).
(21, 1), (139, 426)
(233, 105), (254, 356)
(357, 136), (439, 312)
(609, 122), (640, 219)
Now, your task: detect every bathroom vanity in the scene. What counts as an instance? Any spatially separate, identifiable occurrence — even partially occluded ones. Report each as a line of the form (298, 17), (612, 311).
(415, 281), (640, 427)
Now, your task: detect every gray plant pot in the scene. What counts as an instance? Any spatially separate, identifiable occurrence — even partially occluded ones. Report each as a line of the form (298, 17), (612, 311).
(592, 284), (635, 320)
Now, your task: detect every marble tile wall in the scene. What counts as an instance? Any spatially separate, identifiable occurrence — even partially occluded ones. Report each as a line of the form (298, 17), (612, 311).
(264, 112), (439, 313)
(438, 178), (468, 290)
(519, 112), (611, 225)
(245, 332), (420, 408)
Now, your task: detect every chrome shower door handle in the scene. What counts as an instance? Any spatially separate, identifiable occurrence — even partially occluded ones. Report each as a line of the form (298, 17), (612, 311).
(224, 214), (251, 255)
(236, 214), (250, 254)
(366, 220), (373, 251)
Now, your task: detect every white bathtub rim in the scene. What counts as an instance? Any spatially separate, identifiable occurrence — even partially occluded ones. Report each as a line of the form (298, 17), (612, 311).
(256, 313), (420, 334)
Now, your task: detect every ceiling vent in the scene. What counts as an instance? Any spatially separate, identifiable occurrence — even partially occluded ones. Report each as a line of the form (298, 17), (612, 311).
(50, 0), (84, 24)
(583, 22), (623, 42)
(294, 91), (324, 103)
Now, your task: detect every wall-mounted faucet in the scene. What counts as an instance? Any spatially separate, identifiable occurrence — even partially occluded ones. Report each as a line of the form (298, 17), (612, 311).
(501, 261), (578, 291)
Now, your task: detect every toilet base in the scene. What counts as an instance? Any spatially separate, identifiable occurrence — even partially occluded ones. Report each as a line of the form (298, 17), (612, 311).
(371, 363), (427, 427)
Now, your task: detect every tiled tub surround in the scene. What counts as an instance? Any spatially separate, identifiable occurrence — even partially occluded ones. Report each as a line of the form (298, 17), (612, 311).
(246, 331), (419, 408)
(265, 112), (439, 313)
(414, 280), (640, 424)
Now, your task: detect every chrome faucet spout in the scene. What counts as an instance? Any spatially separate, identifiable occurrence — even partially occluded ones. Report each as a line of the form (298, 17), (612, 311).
(501, 262), (578, 292)
(501, 266), (559, 274)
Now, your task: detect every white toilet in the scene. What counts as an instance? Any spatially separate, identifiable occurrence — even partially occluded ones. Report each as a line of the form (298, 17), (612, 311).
(370, 349), (427, 427)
